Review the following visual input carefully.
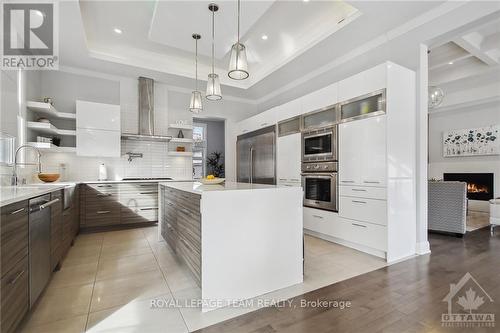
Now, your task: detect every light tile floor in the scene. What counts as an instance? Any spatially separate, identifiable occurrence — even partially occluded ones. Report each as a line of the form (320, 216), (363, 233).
(20, 226), (386, 333)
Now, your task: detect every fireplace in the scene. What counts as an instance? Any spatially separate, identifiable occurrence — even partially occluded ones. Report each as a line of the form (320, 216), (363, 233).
(443, 173), (494, 201)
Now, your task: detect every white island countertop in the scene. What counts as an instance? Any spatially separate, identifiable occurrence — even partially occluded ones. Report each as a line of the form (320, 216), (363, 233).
(160, 181), (285, 194)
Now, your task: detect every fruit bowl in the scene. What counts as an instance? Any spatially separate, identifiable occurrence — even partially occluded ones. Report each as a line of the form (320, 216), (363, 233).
(200, 178), (225, 185)
(38, 173), (60, 183)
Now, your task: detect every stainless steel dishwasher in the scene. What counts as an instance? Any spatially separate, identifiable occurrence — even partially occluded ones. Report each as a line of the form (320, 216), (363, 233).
(29, 194), (58, 307)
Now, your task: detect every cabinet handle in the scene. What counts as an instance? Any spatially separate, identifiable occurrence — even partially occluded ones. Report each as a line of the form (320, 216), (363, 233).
(9, 270), (25, 285)
(140, 192), (157, 195)
(351, 189), (367, 192)
(97, 185), (113, 188)
(140, 207), (158, 211)
(40, 198), (60, 209)
(352, 223), (367, 228)
(363, 181), (380, 184)
(139, 184), (153, 187)
(352, 200), (367, 204)
(341, 180), (355, 183)
(312, 215), (324, 219)
(97, 193), (112, 197)
(279, 178), (287, 181)
(10, 207), (25, 215)
(96, 210), (110, 214)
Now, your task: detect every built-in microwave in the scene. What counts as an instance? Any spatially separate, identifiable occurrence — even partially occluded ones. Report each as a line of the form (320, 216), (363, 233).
(301, 126), (337, 162)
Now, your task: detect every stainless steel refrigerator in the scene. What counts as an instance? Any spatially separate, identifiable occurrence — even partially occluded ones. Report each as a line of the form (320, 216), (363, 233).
(237, 125), (276, 185)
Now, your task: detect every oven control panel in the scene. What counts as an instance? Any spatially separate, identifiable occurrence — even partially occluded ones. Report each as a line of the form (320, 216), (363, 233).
(301, 162), (337, 173)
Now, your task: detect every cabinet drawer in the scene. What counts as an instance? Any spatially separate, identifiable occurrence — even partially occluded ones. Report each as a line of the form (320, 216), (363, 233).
(162, 218), (177, 252)
(121, 207), (158, 223)
(339, 185), (386, 200)
(303, 207), (336, 235)
(339, 196), (387, 226)
(1, 256), (29, 333)
(337, 218), (387, 251)
(85, 183), (119, 195)
(1, 201), (29, 278)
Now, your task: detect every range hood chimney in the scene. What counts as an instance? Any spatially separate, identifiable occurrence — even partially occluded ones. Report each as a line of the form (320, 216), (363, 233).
(121, 77), (172, 142)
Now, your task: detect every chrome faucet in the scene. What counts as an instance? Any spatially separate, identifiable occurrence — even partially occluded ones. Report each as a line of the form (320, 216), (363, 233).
(11, 145), (42, 185)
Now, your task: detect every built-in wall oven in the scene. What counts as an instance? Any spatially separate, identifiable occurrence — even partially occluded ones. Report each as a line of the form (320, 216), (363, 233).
(301, 126), (337, 162)
(301, 162), (338, 212)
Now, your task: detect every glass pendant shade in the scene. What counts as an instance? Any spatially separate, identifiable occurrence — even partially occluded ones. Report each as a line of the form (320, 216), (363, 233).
(228, 42), (249, 80)
(206, 73), (222, 100)
(189, 90), (203, 113)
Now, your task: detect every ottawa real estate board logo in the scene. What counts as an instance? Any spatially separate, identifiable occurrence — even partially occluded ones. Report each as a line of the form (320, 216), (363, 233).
(442, 272), (495, 328)
(1, 2), (58, 70)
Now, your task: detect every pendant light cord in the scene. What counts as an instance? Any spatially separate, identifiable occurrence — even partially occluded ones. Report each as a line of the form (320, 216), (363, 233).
(211, 9), (215, 74)
(195, 38), (198, 91)
(237, 0), (240, 45)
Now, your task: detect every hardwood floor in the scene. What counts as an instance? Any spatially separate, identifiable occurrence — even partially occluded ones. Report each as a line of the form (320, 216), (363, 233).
(195, 228), (500, 333)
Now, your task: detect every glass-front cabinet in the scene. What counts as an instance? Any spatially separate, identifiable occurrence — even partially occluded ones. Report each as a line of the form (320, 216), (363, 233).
(302, 106), (338, 130)
(278, 116), (300, 137)
(339, 89), (386, 122)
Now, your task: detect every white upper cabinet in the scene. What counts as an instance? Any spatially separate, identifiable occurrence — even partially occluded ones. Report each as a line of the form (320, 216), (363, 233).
(338, 64), (387, 102)
(237, 108), (277, 135)
(275, 99), (301, 122)
(277, 133), (301, 183)
(301, 82), (338, 114)
(76, 100), (120, 131)
(339, 115), (386, 186)
(76, 100), (121, 157)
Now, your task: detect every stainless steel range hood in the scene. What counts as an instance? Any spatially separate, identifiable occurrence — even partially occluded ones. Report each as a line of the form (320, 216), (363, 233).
(121, 77), (172, 142)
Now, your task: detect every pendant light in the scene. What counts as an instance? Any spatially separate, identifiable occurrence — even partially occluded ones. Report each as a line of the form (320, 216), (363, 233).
(206, 3), (222, 100)
(228, 0), (249, 80)
(189, 33), (203, 113)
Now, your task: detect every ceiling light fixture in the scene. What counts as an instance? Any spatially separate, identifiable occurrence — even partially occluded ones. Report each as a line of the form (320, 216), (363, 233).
(228, 0), (249, 80)
(206, 3), (222, 101)
(189, 34), (203, 113)
(261, 35), (268, 40)
(448, 61), (454, 65)
(113, 28), (122, 34)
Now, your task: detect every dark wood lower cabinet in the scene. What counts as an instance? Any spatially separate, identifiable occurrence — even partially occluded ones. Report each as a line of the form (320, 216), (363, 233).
(80, 183), (159, 230)
(0, 201), (30, 333)
(1, 256), (29, 333)
(161, 186), (202, 286)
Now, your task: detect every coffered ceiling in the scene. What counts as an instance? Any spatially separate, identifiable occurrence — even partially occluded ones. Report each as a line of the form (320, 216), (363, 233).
(78, 0), (359, 89)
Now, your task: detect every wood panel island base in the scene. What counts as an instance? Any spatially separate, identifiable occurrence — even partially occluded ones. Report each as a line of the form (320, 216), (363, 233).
(159, 182), (303, 312)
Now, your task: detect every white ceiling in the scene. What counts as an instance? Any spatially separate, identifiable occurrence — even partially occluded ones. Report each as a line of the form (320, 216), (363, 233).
(78, 0), (359, 89)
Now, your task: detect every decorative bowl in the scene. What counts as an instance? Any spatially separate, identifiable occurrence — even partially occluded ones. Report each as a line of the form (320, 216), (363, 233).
(200, 178), (225, 185)
(38, 173), (60, 183)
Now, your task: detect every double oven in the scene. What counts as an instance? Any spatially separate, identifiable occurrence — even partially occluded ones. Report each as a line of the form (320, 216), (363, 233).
(301, 126), (338, 212)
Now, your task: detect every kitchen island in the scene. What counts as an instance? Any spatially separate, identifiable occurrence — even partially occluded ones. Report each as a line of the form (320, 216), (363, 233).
(159, 181), (303, 311)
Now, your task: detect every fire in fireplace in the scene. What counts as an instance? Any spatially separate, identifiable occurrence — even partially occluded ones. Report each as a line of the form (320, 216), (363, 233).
(443, 173), (494, 201)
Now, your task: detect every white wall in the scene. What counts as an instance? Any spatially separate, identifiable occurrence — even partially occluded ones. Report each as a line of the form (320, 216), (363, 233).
(428, 105), (500, 211)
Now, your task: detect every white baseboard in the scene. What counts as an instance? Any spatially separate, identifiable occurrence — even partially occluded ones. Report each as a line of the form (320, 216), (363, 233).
(304, 228), (386, 259)
(416, 241), (431, 255)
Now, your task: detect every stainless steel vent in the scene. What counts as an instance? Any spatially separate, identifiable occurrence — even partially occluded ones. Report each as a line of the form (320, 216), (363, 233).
(121, 77), (172, 142)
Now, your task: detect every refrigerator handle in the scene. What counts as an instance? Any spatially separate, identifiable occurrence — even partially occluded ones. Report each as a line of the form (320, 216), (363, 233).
(250, 146), (254, 184)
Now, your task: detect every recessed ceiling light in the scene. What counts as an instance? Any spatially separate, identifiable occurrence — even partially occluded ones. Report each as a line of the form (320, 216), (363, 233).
(113, 28), (123, 34)
(448, 61), (454, 65)
(303, 0), (309, 2)
(261, 35), (268, 40)
(34, 10), (43, 17)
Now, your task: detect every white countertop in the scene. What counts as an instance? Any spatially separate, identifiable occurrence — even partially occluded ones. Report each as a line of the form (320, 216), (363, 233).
(0, 179), (192, 207)
(0, 185), (67, 207)
(160, 181), (290, 195)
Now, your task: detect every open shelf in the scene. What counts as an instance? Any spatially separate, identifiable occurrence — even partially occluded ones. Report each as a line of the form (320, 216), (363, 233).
(168, 151), (193, 157)
(27, 101), (76, 120)
(170, 138), (194, 143)
(169, 124), (193, 130)
(27, 122), (76, 136)
(28, 142), (76, 153)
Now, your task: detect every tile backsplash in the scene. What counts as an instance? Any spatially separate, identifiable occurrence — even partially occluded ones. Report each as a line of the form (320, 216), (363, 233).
(1, 140), (192, 185)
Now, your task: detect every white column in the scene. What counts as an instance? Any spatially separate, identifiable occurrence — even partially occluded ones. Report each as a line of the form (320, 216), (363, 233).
(416, 44), (430, 254)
